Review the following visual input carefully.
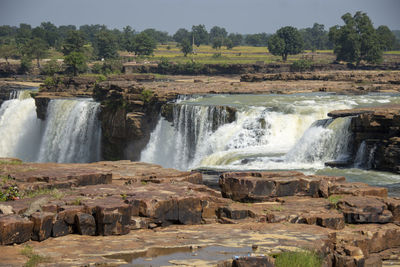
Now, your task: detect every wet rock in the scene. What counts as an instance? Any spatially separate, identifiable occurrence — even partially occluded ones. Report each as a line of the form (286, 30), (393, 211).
(0, 215), (33, 245)
(30, 212), (54, 241)
(75, 213), (96, 236)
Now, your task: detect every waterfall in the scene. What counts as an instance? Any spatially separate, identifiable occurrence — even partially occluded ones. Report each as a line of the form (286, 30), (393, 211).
(0, 90), (101, 163)
(354, 141), (377, 169)
(141, 102), (339, 170)
(0, 90), (43, 161)
(37, 99), (101, 163)
(141, 104), (232, 170)
(285, 117), (352, 165)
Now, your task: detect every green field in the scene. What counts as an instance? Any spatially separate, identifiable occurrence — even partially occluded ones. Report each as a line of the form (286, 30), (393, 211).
(130, 44), (338, 64)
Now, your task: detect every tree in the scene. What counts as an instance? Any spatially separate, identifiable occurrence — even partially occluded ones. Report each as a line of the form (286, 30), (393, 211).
(212, 37), (224, 50)
(268, 26), (303, 61)
(128, 32), (156, 56)
(0, 43), (18, 64)
(209, 26), (227, 43)
(25, 38), (48, 68)
(225, 38), (234, 49)
(121, 26), (136, 51)
(179, 39), (192, 57)
(245, 33), (269, 47)
(173, 28), (191, 44)
(191, 25), (209, 47)
(64, 51), (87, 76)
(142, 28), (170, 44)
(329, 12), (383, 64)
(227, 33), (243, 47)
(94, 31), (119, 59)
(300, 23), (330, 51)
(62, 30), (85, 55)
(376, 25), (396, 51)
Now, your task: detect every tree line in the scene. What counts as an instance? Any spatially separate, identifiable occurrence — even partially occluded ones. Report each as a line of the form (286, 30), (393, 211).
(0, 11), (398, 75)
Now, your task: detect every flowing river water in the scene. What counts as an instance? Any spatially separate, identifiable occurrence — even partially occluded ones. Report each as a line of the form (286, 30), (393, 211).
(141, 93), (400, 195)
(0, 89), (399, 195)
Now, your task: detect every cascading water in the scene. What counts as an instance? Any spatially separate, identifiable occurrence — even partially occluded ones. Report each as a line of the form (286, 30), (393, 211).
(141, 93), (400, 171)
(0, 90), (101, 163)
(141, 104), (231, 170)
(354, 141), (377, 169)
(0, 90), (43, 161)
(37, 99), (101, 163)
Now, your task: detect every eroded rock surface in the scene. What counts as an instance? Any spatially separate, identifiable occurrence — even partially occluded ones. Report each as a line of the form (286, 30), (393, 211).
(1, 161), (400, 266)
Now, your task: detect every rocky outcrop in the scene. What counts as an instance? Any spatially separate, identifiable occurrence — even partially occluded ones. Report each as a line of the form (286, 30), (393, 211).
(1, 160), (400, 266)
(93, 81), (163, 160)
(328, 105), (400, 173)
(241, 70), (400, 84)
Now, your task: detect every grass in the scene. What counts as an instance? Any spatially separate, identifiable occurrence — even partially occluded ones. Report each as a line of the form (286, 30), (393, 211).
(129, 44), (337, 65)
(0, 160), (22, 165)
(274, 250), (322, 267)
(328, 195), (343, 207)
(21, 245), (50, 267)
(23, 188), (64, 200)
(264, 205), (284, 212)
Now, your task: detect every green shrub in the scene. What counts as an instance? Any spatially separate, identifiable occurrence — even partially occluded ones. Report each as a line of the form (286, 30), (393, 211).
(41, 59), (62, 76)
(141, 89), (154, 103)
(275, 250), (322, 267)
(101, 59), (123, 75)
(157, 57), (171, 74)
(91, 62), (103, 74)
(43, 76), (58, 87)
(19, 56), (32, 74)
(290, 59), (313, 72)
(0, 185), (20, 201)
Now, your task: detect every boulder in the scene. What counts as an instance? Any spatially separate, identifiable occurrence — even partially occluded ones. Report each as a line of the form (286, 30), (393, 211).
(336, 196), (393, 224)
(75, 213), (96, 236)
(232, 256), (275, 267)
(219, 172), (344, 202)
(0, 215), (33, 245)
(95, 198), (131, 236)
(30, 212), (54, 241)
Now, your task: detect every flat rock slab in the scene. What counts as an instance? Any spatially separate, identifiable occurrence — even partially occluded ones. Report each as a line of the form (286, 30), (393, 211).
(0, 223), (334, 266)
(218, 196), (345, 230)
(337, 196), (393, 224)
(219, 172), (353, 202)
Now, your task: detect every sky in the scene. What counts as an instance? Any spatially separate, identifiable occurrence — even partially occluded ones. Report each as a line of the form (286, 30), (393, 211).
(0, 0), (399, 34)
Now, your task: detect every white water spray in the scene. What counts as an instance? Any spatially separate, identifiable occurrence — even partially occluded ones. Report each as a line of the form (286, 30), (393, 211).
(37, 99), (101, 163)
(0, 91), (101, 163)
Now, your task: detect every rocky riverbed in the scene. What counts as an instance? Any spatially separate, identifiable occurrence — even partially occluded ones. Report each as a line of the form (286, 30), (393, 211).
(0, 158), (399, 266)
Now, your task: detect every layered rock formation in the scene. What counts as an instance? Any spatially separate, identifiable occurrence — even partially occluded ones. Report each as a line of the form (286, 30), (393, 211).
(328, 105), (400, 173)
(0, 159), (400, 266)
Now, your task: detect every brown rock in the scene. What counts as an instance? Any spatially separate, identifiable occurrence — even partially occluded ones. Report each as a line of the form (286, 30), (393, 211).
(337, 196), (393, 224)
(30, 212), (54, 241)
(75, 213), (96, 236)
(95, 198), (131, 236)
(232, 256), (275, 267)
(0, 215), (33, 245)
(219, 172), (344, 202)
(386, 198), (400, 222)
(329, 182), (388, 198)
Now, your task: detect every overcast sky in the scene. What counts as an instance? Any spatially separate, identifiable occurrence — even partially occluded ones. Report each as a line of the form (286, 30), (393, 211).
(0, 0), (399, 34)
